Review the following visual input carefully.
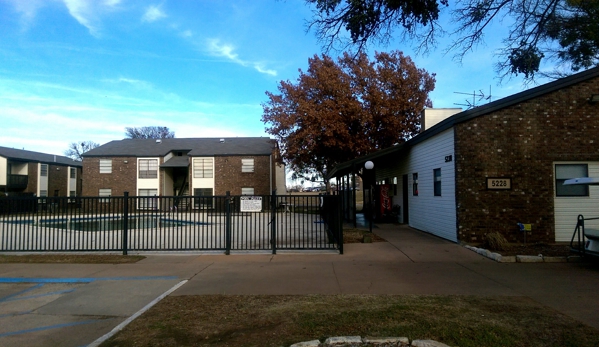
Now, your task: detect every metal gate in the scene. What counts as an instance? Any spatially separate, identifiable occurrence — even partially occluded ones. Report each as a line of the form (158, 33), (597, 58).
(0, 193), (343, 254)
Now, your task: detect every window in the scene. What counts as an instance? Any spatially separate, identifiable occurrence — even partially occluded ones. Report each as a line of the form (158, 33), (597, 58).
(39, 190), (47, 197)
(69, 191), (76, 197)
(242, 158), (254, 173)
(100, 159), (112, 174)
(434, 168), (442, 196)
(412, 173), (418, 196)
(194, 188), (214, 209)
(70, 167), (76, 178)
(241, 187), (255, 195)
(40, 164), (48, 177)
(99, 188), (111, 202)
(555, 164), (589, 197)
(138, 189), (158, 209)
(193, 158), (213, 178)
(138, 159), (158, 179)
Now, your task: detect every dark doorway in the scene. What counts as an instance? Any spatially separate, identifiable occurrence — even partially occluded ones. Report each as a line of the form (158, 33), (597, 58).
(402, 174), (409, 224)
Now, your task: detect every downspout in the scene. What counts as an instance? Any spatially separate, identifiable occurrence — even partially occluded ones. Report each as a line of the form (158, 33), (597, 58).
(269, 154), (273, 194)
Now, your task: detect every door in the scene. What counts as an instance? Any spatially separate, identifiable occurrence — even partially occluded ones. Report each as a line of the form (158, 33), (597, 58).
(402, 174), (409, 224)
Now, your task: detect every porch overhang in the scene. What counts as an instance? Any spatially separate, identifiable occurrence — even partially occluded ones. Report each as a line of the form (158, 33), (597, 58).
(160, 156), (189, 168)
(326, 142), (410, 180)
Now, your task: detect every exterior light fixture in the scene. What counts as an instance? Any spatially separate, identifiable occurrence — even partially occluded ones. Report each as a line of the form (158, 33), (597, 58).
(590, 94), (599, 103)
(365, 161), (374, 170)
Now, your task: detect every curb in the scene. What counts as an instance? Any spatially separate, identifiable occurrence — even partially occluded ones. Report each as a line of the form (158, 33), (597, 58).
(463, 245), (581, 263)
(291, 336), (450, 347)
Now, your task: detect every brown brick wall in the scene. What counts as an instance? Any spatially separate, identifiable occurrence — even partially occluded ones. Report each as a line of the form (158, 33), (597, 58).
(48, 164), (68, 196)
(25, 163), (38, 194)
(455, 78), (599, 244)
(213, 156), (272, 195)
(82, 157), (138, 196)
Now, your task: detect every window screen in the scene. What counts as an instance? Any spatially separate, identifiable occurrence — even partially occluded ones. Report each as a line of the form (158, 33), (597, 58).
(193, 158), (213, 178)
(139, 159), (158, 178)
(555, 164), (588, 197)
(242, 158), (254, 173)
(100, 160), (112, 174)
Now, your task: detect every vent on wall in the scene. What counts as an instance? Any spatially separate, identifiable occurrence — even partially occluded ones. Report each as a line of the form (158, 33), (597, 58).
(156, 139), (162, 143)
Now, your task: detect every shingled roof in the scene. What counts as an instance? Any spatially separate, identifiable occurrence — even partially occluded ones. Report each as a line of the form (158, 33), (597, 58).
(0, 146), (82, 167)
(82, 137), (276, 157)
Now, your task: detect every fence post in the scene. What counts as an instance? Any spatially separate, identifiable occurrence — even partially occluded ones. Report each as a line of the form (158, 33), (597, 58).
(123, 191), (129, 255)
(271, 190), (277, 255)
(225, 191), (231, 255)
(337, 195), (344, 255)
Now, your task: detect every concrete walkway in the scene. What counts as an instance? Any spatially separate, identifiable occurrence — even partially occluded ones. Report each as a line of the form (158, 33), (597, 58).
(1, 223), (599, 347)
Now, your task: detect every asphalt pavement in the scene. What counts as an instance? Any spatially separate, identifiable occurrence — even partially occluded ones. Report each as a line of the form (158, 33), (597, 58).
(1, 224), (598, 347)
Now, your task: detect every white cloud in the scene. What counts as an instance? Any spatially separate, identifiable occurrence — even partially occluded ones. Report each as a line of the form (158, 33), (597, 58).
(142, 5), (166, 23)
(180, 30), (193, 38)
(60, 0), (122, 37)
(62, 0), (100, 36)
(2, 0), (47, 27)
(206, 39), (277, 76)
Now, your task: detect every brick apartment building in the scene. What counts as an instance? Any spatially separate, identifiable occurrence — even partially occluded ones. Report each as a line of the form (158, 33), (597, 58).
(81, 137), (286, 200)
(329, 66), (599, 244)
(0, 146), (82, 197)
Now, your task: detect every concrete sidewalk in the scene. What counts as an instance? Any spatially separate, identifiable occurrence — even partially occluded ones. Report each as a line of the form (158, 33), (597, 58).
(1, 223), (599, 347)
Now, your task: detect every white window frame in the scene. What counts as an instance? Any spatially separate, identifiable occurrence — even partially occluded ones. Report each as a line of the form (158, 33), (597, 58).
(40, 164), (48, 177)
(99, 188), (111, 202)
(242, 158), (254, 173)
(241, 187), (255, 195)
(138, 159), (158, 179)
(555, 164), (589, 197)
(99, 159), (112, 174)
(138, 189), (158, 209)
(193, 158), (213, 178)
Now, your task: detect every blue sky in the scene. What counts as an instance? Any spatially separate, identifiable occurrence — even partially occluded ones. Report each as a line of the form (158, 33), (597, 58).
(0, 0), (551, 156)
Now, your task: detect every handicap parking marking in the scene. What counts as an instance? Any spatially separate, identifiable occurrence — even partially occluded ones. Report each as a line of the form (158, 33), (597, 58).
(0, 283), (45, 303)
(0, 275), (184, 345)
(0, 275), (178, 283)
(0, 319), (100, 338)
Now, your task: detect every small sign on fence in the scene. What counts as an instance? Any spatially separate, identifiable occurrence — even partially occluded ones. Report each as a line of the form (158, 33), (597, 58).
(240, 196), (262, 212)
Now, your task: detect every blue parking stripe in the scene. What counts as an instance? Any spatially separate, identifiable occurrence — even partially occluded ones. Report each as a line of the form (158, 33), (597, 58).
(0, 276), (178, 283)
(0, 320), (99, 338)
(0, 283), (45, 303)
(3, 289), (76, 302)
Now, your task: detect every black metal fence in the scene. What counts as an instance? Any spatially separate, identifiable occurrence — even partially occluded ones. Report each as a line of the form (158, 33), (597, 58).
(0, 192), (343, 254)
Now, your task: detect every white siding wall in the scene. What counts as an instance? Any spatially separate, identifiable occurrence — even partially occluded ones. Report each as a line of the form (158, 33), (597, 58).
(137, 158), (160, 192)
(68, 166), (77, 194)
(191, 157), (215, 190)
(406, 129), (457, 241)
(38, 163), (48, 196)
(554, 162), (599, 242)
(0, 157), (6, 185)
(374, 129), (457, 242)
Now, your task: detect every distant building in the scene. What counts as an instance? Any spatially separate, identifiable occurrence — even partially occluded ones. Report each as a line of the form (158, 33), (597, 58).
(0, 146), (82, 197)
(81, 137), (286, 200)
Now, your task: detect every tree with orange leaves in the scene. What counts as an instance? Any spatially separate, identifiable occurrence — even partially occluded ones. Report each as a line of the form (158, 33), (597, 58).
(261, 50), (435, 182)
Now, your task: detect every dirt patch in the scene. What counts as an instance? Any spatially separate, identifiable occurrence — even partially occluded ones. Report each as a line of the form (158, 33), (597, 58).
(0, 254), (145, 264)
(100, 295), (599, 347)
(485, 243), (571, 257)
(344, 229), (386, 243)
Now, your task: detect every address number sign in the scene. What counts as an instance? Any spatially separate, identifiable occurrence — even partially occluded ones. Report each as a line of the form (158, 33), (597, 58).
(486, 178), (511, 190)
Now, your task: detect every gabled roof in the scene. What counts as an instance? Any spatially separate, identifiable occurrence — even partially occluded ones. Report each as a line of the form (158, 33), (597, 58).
(0, 146), (82, 167)
(82, 137), (276, 157)
(327, 66), (599, 179)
